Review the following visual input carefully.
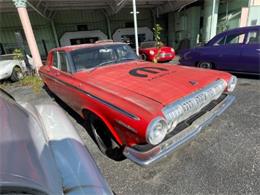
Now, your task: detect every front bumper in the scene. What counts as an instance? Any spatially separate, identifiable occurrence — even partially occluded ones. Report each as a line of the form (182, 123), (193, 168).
(123, 95), (235, 166)
(0, 72), (10, 80)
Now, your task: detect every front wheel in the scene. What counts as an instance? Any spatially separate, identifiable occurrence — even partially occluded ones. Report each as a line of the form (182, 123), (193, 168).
(10, 66), (24, 82)
(140, 54), (147, 61)
(197, 61), (213, 69)
(87, 113), (125, 161)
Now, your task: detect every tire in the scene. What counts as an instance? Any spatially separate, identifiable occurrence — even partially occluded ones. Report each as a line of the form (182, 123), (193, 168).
(141, 54), (147, 61)
(10, 66), (24, 82)
(197, 61), (213, 69)
(86, 113), (125, 161)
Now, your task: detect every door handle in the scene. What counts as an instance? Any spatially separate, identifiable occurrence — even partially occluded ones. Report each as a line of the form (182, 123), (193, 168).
(256, 49), (260, 52)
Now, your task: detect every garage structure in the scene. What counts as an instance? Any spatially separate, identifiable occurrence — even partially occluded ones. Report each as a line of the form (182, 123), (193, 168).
(0, 0), (259, 69)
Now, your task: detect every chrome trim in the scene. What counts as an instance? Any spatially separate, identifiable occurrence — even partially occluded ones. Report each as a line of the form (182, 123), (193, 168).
(115, 120), (138, 133)
(123, 95), (235, 166)
(40, 71), (140, 120)
(162, 79), (227, 132)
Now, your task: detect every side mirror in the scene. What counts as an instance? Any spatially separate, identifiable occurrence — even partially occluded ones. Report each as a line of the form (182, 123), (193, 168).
(196, 42), (205, 47)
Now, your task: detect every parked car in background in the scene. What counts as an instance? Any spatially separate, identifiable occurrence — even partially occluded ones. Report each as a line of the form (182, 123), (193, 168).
(0, 89), (112, 195)
(139, 41), (175, 62)
(40, 42), (237, 166)
(179, 26), (260, 75)
(0, 54), (33, 82)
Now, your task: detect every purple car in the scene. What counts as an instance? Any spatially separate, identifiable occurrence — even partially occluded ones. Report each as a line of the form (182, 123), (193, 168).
(179, 26), (260, 75)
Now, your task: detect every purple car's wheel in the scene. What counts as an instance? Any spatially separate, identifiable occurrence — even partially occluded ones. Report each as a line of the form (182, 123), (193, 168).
(198, 61), (213, 69)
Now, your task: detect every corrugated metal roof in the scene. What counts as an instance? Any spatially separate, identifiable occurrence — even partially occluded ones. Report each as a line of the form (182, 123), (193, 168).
(0, 0), (197, 15)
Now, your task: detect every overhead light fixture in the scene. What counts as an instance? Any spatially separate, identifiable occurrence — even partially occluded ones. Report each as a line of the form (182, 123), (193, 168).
(130, 11), (140, 14)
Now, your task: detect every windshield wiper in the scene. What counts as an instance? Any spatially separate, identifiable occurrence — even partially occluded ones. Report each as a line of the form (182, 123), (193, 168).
(89, 60), (116, 73)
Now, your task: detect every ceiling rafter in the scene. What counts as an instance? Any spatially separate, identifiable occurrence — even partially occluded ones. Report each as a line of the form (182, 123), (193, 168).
(1, 0), (198, 15)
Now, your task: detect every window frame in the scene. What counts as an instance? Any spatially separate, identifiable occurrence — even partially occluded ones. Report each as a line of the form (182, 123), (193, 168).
(58, 51), (71, 73)
(224, 32), (246, 45)
(245, 30), (260, 45)
(52, 51), (59, 68)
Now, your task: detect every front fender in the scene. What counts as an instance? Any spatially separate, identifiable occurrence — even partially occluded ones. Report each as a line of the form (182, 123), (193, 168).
(81, 106), (124, 146)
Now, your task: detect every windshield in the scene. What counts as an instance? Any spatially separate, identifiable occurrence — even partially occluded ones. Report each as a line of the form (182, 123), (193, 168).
(70, 44), (139, 72)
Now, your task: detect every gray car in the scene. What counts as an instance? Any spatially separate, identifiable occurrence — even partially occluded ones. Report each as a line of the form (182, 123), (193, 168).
(0, 89), (112, 195)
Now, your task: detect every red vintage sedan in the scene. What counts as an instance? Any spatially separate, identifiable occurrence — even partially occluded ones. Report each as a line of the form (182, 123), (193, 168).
(39, 42), (237, 166)
(139, 41), (175, 62)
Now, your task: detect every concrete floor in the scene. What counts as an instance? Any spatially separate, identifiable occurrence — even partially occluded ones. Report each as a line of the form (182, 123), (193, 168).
(5, 75), (260, 195)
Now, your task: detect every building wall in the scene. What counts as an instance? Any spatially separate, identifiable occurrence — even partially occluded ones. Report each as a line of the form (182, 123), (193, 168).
(217, 0), (249, 33)
(168, 6), (201, 49)
(110, 8), (154, 34)
(0, 8), (154, 57)
(53, 8), (154, 42)
(54, 10), (107, 38)
(0, 12), (55, 57)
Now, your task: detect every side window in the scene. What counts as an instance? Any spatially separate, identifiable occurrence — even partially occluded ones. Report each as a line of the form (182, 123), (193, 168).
(225, 33), (245, 44)
(58, 52), (70, 72)
(53, 52), (58, 68)
(246, 30), (260, 44)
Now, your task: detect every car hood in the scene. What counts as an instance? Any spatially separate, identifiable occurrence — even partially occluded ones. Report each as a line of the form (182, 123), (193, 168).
(74, 61), (231, 106)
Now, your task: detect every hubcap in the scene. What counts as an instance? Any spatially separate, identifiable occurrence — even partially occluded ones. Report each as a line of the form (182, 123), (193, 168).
(199, 62), (211, 69)
(17, 72), (23, 79)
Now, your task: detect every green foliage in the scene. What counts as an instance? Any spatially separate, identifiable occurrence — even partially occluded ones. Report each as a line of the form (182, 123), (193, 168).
(20, 76), (43, 94)
(12, 48), (24, 61)
(0, 76), (43, 94)
(152, 24), (163, 63)
(153, 24), (163, 48)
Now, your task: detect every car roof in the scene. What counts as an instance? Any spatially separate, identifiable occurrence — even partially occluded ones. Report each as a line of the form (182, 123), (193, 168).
(224, 25), (260, 33)
(216, 25), (260, 37)
(207, 25), (260, 45)
(52, 41), (126, 52)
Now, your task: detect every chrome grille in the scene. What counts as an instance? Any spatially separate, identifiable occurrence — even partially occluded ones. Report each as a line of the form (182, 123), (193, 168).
(162, 79), (227, 132)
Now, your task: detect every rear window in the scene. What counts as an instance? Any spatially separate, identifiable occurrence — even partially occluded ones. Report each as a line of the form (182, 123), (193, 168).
(246, 30), (260, 44)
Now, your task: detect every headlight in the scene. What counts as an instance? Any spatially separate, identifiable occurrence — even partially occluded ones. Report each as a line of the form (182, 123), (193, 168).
(227, 76), (237, 92)
(171, 48), (175, 53)
(146, 117), (167, 145)
(149, 50), (155, 55)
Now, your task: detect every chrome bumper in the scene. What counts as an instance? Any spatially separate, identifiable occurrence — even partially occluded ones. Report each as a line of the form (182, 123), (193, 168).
(123, 95), (235, 166)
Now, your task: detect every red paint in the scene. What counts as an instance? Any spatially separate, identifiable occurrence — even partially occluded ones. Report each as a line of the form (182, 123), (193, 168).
(40, 43), (232, 147)
(139, 46), (175, 62)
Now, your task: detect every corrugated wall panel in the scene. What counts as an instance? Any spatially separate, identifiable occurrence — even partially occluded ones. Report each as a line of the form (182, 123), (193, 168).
(54, 10), (107, 37)
(1, 8), (154, 56)
(0, 12), (55, 57)
(110, 8), (153, 34)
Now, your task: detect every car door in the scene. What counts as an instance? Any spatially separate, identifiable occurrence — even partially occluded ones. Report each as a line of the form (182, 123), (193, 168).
(55, 51), (90, 113)
(53, 51), (76, 104)
(240, 29), (260, 74)
(193, 33), (227, 68)
(215, 31), (246, 72)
